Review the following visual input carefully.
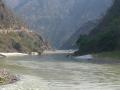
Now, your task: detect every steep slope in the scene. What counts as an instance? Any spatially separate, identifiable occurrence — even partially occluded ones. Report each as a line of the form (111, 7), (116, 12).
(5, 0), (113, 48)
(76, 0), (120, 55)
(0, 32), (45, 53)
(0, 0), (25, 29)
(0, 0), (46, 53)
(61, 20), (98, 49)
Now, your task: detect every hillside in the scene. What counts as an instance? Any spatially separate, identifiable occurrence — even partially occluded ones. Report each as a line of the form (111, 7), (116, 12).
(60, 20), (98, 49)
(5, 0), (113, 48)
(0, 0), (46, 53)
(0, 0), (25, 29)
(76, 0), (120, 55)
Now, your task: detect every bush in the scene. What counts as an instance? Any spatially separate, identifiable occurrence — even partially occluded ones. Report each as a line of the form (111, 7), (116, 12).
(12, 40), (22, 51)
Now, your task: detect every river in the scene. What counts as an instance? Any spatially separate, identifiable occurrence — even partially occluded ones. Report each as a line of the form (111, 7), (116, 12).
(0, 54), (120, 90)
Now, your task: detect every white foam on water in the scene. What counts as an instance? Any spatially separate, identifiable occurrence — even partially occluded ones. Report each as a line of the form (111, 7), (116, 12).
(74, 54), (93, 60)
(0, 75), (49, 90)
(0, 75), (119, 90)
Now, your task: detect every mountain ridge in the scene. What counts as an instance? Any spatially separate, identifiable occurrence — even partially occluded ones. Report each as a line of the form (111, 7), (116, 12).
(76, 0), (120, 55)
(0, 0), (47, 53)
(5, 0), (113, 48)
(61, 20), (98, 49)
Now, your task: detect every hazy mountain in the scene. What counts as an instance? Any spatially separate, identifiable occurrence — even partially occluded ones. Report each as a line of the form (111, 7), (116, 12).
(76, 0), (120, 55)
(5, 0), (113, 48)
(61, 20), (98, 49)
(0, 0), (47, 53)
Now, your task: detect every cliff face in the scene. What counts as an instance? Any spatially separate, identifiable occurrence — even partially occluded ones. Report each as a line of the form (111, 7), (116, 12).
(0, 0), (24, 29)
(0, 0), (46, 53)
(5, 0), (113, 48)
(76, 0), (120, 55)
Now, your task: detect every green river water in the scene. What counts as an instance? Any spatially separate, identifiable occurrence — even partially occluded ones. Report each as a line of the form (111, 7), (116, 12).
(0, 54), (119, 90)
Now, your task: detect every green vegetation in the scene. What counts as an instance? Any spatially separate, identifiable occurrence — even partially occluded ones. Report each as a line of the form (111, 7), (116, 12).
(0, 0), (46, 53)
(0, 32), (45, 53)
(95, 51), (120, 59)
(76, 0), (120, 55)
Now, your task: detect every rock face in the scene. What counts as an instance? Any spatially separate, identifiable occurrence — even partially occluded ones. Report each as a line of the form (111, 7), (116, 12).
(0, 0), (47, 53)
(5, 0), (113, 48)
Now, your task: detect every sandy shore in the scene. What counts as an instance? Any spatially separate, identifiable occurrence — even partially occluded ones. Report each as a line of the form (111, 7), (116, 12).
(0, 53), (28, 57)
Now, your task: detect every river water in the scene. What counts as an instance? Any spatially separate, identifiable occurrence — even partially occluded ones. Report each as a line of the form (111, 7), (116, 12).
(0, 54), (120, 90)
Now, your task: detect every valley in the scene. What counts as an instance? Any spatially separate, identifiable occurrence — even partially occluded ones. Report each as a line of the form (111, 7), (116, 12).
(5, 0), (113, 48)
(0, 0), (120, 90)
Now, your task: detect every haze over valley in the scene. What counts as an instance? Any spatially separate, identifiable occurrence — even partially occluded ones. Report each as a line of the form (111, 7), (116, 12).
(0, 0), (120, 90)
(5, 0), (113, 48)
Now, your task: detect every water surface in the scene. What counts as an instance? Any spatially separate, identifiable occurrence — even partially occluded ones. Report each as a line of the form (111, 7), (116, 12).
(0, 54), (120, 90)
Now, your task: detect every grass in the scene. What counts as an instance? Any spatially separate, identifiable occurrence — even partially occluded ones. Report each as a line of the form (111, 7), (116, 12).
(95, 51), (120, 59)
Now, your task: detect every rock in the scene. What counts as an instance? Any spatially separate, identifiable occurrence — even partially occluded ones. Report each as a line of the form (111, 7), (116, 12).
(0, 69), (19, 85)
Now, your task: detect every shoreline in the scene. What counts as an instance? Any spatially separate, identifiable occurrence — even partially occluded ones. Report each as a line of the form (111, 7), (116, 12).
(43, 50), (76, 55)
(0, 53), (28, 57)
(74, 54), (94, 60)
(73, 51), (120, 64)
(0, 69), (19, 85)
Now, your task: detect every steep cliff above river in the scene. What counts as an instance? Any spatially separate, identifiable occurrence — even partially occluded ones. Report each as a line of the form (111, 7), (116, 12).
(0, 0), (47, 53)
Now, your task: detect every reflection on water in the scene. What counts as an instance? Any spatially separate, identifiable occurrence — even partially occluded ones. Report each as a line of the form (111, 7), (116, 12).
(0, 54), (120, 90)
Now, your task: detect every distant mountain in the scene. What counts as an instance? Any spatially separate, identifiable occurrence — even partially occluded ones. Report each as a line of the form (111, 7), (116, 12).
(5, 0), (113, 48)
(0, 0), (47, 53)
(76, 0), (120, 55)
(61, 20), (98, 49)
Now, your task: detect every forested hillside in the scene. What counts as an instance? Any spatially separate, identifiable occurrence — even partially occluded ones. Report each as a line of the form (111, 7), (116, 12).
(76, 0), (120, 55)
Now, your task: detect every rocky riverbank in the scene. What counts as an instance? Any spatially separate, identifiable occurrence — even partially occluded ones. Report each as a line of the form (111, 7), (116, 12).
(0, 53), (28, 57)
(0, 69), (19, 85)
